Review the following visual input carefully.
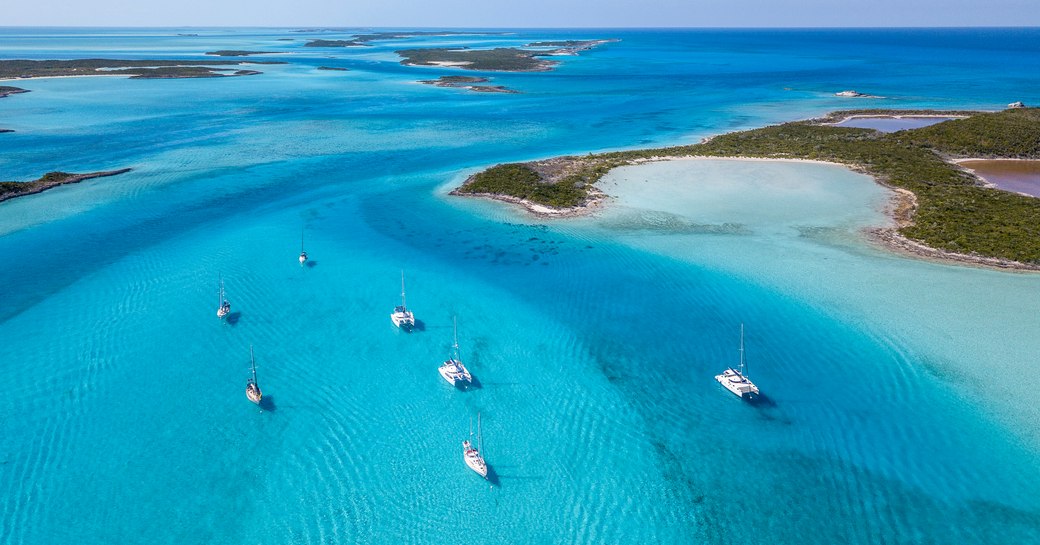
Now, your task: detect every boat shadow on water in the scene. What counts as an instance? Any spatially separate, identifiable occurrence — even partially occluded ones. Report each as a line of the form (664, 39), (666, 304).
(225, 312), (242, 326)
(305, 260), (318, 269)
(258, 395), (277, 412)
(747, 393), (776, 408)
(457, 377), (483, 391)
(485, 467), (501, 487)
(410, 319), (426, 332)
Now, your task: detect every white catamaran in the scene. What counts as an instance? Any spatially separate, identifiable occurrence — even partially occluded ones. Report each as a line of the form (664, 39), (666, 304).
(298, 228), (308, 266)
(438, 316), (473, 386)
(217, 275), (231, 319)
(462, 413), (488, 479)
(715, 323), (760, 400)
(246, 345), (263, 405)
(390, 271), (416, 330)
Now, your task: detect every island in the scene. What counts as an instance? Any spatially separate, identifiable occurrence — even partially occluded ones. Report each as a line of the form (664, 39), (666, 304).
(317, 66), (349, 71)
(0, 85), (30, 98)
(417, 75), (518, 93)
(453, 107), (1040, 269)
(0, 59), (285, 80)
(396, 39), (614, 72)
(0, 169), (132, 203)
(205, 50), (277, 57)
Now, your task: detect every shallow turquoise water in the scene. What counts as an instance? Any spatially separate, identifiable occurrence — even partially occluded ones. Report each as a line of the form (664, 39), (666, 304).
(1, 28), (1039, 544)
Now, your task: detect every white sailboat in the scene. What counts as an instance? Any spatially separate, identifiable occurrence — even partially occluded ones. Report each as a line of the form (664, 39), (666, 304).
(715, 323), (760, 400)
(216, 275), (231, 319)
(462, 412), (488, 479)
(298, 228), (308, 266)
(390, 271), (415, 330)
(246, 345), (263, 405)
(438, 316), (473, 386)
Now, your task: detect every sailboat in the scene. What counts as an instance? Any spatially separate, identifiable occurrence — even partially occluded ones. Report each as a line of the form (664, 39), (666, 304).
(390, 271), (415, 330)
(438, 316), (473, 386)
(246, 345), (263, 405)
(298, 228), (308, 266)
(216, 275), (231, 319)
(462, 412), (488, 479)
(715, 323), (760, 400)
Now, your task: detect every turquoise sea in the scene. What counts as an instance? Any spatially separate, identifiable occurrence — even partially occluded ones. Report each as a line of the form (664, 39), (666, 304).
(2, 28), (1040, 544)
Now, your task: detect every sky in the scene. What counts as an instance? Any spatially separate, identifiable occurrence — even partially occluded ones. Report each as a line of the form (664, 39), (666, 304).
(3, 0), (1039, 27)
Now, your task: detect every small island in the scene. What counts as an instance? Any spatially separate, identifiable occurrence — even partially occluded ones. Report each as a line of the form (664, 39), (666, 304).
(1, 169), (132, 203)
(417, 75), (518, 93)
(205, 50), (277, 57)
(835, 90), (883, 98)
(454, 107), (1040, 269)
(316, 66), (350, 71)
(0, 85), (30, 98)
(0, 59), (285, 80)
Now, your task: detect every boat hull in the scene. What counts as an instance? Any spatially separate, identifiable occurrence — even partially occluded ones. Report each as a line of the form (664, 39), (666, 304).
(439, 360), (472, 386)
(463, 441), (488, 478)
(715, 370), (760, 400)
(390, 310), (415, 330)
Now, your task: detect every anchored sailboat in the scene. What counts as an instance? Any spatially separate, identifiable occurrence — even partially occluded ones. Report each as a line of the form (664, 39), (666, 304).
(216, 275), (231, 319)
(715, 323), (760, 400)
(298, 228), (308, 266)
(390, 271), (415, 330)
(438, 316), (472, 386)
(246, 345), (263, 405)
(462, 413), (488, 479)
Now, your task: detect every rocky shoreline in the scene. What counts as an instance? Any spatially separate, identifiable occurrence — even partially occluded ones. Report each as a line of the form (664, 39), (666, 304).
(0, 168), (133, 204)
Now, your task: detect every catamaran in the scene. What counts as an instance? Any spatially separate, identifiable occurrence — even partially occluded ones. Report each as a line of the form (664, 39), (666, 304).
(462, 413), (488, 479)
(390, 271), (415, 330)
(298, 228), (308, 266)
(216, 275), (231, 319)
(438, 316), (473, 386)
(246, 345), (263, 405)
(715, 323), (760, 400)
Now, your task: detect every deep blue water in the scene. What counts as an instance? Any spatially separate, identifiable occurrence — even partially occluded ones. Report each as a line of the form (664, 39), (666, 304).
(1, 27), (1039, 544)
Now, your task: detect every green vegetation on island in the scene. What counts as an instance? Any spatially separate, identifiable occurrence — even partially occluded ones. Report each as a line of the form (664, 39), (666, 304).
(456, 108), (1040, 265)
(397, 38), (614, 72)
(317, 66), (350, 71)
(396, 47), (557, 72)
(418, 75), (518, 94)
(0, 59), (285, 80)
(1, 169), (132, 203)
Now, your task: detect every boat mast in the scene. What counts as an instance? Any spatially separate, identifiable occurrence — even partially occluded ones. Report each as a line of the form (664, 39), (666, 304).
(400, 270), (407, 308)
(477, 412), (483, 454)
(250, 345), (258, 386)
(301, 227), (305, 253)
(452, 316), (460, 361)
(739, 323), (747, 377)
(219, 274), (225, 304)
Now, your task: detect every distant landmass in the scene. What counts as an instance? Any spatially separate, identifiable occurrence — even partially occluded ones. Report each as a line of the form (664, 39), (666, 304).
(0, 59), (285, 80)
